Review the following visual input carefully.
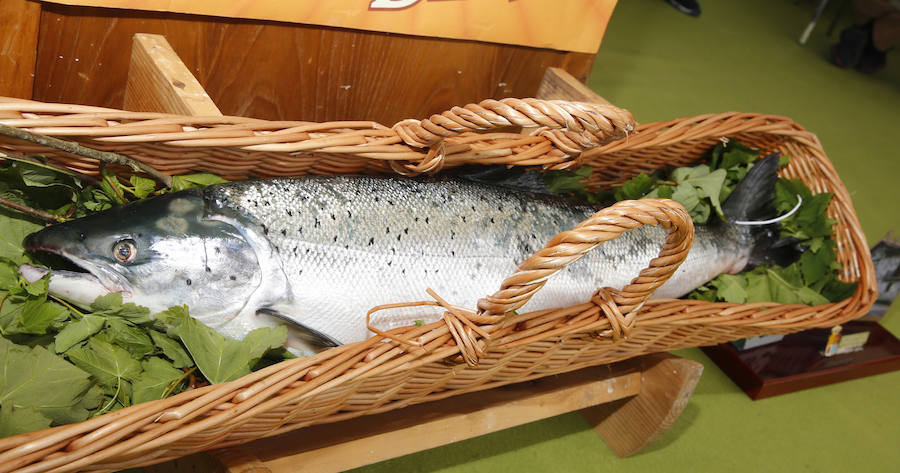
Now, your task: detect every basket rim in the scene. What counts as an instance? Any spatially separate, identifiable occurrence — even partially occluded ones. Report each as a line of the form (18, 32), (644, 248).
(0, 98), (878, 473)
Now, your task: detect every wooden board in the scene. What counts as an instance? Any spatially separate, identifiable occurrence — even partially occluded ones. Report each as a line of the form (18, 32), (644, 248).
(32, 3), (596, 124)
(124, 33), (222, 116)
(147, 362), (644, 473)
(0, 0), (41, 100)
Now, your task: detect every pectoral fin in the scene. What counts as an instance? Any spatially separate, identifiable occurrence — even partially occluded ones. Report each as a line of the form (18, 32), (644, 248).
(256, 308), (341, 355)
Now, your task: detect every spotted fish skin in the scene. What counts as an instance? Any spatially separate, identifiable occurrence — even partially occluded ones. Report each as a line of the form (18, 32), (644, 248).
(206, 176), (749, 345)
(20, 172), (759, 354)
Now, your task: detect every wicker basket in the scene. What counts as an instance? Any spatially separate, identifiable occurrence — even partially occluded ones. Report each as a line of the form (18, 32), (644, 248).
(0, 97), (876, 473)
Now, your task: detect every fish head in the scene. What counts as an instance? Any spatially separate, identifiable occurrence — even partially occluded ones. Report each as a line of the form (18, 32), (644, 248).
(21, 189), (263, 326)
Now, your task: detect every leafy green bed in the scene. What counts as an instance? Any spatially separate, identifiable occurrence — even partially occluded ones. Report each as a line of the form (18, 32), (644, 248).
(543, 140), (856, 305)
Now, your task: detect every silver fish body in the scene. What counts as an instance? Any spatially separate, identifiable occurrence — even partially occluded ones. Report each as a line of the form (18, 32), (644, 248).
(204, 176), (749, 345)
(21, 175), (755, 354)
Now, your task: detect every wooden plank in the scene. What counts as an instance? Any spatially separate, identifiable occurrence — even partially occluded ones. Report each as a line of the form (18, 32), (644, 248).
(580, 354), (703, 457)
(124, 33), (222, 116)
(200, 363), (642, 473)
(0, 0), (41, 99)
(32, 3), (596, 124)
(536, 67), (610, 104)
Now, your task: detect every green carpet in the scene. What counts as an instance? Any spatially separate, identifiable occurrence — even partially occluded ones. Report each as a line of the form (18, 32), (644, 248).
(353, 1), (900, 472)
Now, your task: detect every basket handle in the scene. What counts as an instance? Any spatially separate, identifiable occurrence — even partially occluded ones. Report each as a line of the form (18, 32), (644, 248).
(477, 199), (694, 331)
(391, 98), (636, 173)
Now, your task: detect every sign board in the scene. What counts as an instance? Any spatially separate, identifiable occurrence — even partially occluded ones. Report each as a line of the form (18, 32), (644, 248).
(41, 0), (616, 53)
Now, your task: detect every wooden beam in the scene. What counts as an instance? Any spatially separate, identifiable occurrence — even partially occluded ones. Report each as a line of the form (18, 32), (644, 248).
(123, 33), (222, 116)
(0, 0), (41, 100)
(199, 363), (643, 473)
(581, 354), (704, 457)
(536, 67), (610, 104)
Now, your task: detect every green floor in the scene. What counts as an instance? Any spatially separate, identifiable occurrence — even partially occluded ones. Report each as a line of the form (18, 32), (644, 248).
(353, 1), (900, 472)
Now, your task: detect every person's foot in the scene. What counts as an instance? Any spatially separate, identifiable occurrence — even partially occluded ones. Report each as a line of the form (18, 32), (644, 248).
(666, 0), (701, 17)
(831, 24), (868, 68)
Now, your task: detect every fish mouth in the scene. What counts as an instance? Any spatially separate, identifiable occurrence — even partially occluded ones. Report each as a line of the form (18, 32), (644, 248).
(20, 240), (133, 301)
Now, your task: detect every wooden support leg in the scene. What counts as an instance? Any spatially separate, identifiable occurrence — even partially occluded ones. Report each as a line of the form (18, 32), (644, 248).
(580, 353), (703, 457)
(123, 33), (222, 116)
(536, 67), (611, 104)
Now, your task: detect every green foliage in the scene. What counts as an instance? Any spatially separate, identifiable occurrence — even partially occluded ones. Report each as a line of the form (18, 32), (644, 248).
(542, 140), (854, 305)
(0, 158), (295, 438)
(157, 306), (287, 383)
(0, 337), (94, 434)
(171, 173), (228, 191)
(543, 140), (760, 224)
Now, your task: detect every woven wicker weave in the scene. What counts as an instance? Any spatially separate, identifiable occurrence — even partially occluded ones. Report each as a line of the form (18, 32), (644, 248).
(0, 97), (875, 473)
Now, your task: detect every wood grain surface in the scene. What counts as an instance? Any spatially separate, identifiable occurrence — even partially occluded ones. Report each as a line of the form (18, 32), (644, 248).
(581, 354), (704, 457)
(0, 0), (41, 99)
(123, 33), (223, 116)
(32, 3), (596, 124)
(143, 363), (642, 473)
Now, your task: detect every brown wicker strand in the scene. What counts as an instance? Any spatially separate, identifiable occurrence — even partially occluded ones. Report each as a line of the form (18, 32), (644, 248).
(0, 98), (877, 473)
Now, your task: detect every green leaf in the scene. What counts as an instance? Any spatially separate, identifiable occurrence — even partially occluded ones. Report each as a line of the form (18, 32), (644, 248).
(799, 250), (829, 286)
(542, 167), (593, 195)
(0, 259), (20, 291)
(670, 182), (701, 212)
(614, 173), (655, 201)
(20, 299), (68, 334)
(98, 169), (127, 205)
(242, 325), (289, 367)
(0, 404), (51, 437)
(66, 337), (142, 388)
(0, 282), (67, 336)
(46, 384), (104, 424)
(131, 357), (184, 405)
(711, 274), (748, 303)
(89, 293), (151, 324)
(103, 319), (154, 358)
(171, 173), (228, 191)
(822, 278), (857, 302)
(169, 310), (286, 384)
(745, 270), (774, 302)
(765, 269), (803, 305)
(148, 329), (193, 369)
(24, 277), (48, 296)
(0, 337), (94, 425)
(54, 315), (107, 353)
(152, 305), (189, 326)
(129, 176), (157, 200)
(0, 213), (43, 265)
(655, 185), (675, 200)
(17, 163), (71, 188)
(173, 315), (250, 383)
(716, 141), (759, 170)
(796, 287), (829, 306)
(687, 168), (728, 219)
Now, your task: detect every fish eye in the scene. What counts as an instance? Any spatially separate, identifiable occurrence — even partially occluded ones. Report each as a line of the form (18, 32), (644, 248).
(112, 239), (138, 264)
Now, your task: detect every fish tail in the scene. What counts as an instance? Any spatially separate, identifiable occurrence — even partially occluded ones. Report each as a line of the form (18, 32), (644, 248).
(722, 152), (802, 268)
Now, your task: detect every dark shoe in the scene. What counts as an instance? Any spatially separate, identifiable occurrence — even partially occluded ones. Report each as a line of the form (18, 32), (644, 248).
(666, 0), (701, 17)
(831, 24), (869, 68)
(856, 44), (887, 73)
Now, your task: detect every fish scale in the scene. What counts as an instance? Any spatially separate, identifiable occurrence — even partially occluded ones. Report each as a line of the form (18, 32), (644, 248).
(208, 176), (746, 345)
(22, 158), (777, 355)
